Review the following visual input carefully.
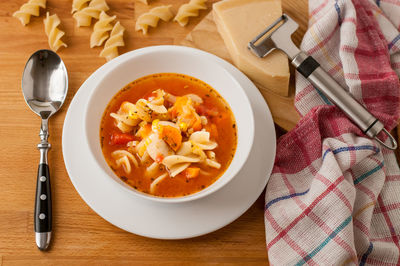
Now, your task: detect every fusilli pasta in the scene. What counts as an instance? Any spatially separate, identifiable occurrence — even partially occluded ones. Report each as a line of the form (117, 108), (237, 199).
(174, 0), (207, 27)
(71, 0), (91, 13)
(90, 11), (116, 48)
(73, 0), (109, 27)
(137, 0), (149, 4)
(189, 131), (217, 150)
(135, 5), (173, 35)
(149, 173), (168, 194)
(43, 12), (67, 52)
(100, 21), (125, 61)
(161, 132), (217, 177)
(13, 0), (46, 26)
(110, 90), (167, 132)
(111, 150), (138, 174)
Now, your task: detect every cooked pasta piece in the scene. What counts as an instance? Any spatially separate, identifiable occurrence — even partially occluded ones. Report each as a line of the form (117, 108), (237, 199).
(112, 150), (139, 167)
(177, 140), (207, 161)
(43, 12), (67, 52)
(13, 0), (46, 26)
(110, 114), (133, 132)
(135, 5), (173, 35)
(110, 92), (169, 131)
(199, 169), (212, 176)
(127, 140), (139, 153)
(112, 150), (138, 174)
(174, 0), (207, 27)
(206, 150), (215, 160)
(168, 162), (191, 177)
(162, 152), (202, 177)
(116, 156), (131, 174)
(149, 173), (168, 194)
(110, 101), (140, 133)
(100, 21), (125, 61)
(139, 151), (151, 164)
(71, 0), (90, 13)
(145, 162), (159, 177)
(164, 93), (177, 104)
(73, 0), (109, 27)
(189, 130), (217, 150)
(90, 11), (116, 48)
(131, 103), (154, 123)
(206, 158), (221, 169)
(127, 140), (138, 147)
(176, 141), (192, 156)
(163, 155), (201, 168)
(138, 99), (167, 114)
(186, 94), (203, 104)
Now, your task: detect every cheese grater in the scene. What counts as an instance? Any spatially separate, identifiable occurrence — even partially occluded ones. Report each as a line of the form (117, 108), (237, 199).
(248, 14), (397, 150)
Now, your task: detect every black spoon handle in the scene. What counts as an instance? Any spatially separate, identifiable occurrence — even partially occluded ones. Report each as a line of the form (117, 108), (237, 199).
(35, 163), (52, 232)
(34, 163), (52, 250)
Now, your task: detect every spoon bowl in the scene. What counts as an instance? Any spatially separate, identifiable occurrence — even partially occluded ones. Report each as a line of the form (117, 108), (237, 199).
(21, 49), (68, 251)
(22, 50), (68, 119)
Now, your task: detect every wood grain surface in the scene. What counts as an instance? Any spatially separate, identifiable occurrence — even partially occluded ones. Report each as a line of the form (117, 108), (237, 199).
(0, 0), (306, 265)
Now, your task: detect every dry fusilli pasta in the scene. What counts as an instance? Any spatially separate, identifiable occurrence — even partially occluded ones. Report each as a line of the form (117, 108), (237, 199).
(73, 0), (109, 27)
(174, 0), (207, 27)
(71, 0), (91, 13)
(135, 5), (173, 35)
(13, 0), (46, 26)
(100, 21), (125, 61)
(137, 0), (149, 4)
(90, 11), (116, 48)
(43, 12), (67, 52)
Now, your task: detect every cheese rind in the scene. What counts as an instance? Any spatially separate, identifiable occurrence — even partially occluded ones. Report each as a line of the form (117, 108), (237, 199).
(213, 0), (290, 96)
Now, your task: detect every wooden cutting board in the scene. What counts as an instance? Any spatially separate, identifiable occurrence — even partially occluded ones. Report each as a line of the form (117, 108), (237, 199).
(181, 1), (309, 131)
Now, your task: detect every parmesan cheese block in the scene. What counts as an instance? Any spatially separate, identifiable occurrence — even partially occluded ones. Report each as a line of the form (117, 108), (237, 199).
(213, 0), (290, 96)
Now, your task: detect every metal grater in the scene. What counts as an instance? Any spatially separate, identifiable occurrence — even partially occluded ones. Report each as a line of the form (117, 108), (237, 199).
(248, 14), (397, 150)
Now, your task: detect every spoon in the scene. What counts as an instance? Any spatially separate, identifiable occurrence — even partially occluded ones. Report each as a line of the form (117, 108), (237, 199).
(22, 50), (68, 250)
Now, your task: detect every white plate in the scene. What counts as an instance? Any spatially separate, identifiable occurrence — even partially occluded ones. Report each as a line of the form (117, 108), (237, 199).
(62, 46), (276, 239)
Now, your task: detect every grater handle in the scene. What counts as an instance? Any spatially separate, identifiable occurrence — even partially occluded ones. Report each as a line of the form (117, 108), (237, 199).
(292, 52), (397, 150)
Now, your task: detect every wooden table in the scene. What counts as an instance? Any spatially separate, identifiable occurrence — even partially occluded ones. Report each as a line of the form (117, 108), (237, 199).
(0, 0), (304, 264)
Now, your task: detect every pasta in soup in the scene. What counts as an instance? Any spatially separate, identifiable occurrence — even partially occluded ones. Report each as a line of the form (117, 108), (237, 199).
(100, 73), (237, 198)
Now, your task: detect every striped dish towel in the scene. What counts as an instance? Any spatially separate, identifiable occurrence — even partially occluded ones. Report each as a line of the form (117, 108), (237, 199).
(265, 0), (400, 265)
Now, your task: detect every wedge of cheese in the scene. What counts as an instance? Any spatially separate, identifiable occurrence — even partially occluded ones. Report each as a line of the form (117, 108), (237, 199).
(213, 0), (290, 96)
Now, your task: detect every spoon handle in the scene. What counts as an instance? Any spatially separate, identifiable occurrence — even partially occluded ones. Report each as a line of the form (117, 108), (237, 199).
(34, 162), (52, 250)
(35, 118), (52, 250)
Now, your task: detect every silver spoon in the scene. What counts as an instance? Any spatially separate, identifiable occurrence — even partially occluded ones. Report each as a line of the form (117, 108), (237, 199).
(22, 49), (68, 250)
